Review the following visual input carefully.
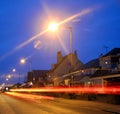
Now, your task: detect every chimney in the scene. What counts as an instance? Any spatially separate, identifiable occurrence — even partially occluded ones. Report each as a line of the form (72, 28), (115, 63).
(74, 50), (78, 59)
(57, 51), (63, 63)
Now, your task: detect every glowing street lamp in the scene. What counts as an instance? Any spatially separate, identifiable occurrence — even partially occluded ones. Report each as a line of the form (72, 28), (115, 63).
(12, 68), (21, 83)
(48, 22), (73, 65)
(6, 75), (11, 84)
(8, 75), (11, 79)
(12, 68), (16, 72)
(20, 59), (26, 64)
(48, 22), (58, 31)
(20, 58), (32, 72)
(20, 58), (34, 82)
(48, 22), (73, 54)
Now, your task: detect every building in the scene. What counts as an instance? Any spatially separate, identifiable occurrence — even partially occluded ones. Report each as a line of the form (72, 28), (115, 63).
(47, 51), (84, 86)
(91, 48), (120, 87)
(99, 48), (120, 70)
(47, 48), (120, 87)
(82, 58), (100, 75)
(26, 70), (49, 87)
(62, 71), (91, 87)
(57, 48), (120, 87)
(90, 69), (120, 87)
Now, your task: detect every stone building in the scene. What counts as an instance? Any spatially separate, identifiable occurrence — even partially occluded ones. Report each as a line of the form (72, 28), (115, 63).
(47, 51), (84, 86)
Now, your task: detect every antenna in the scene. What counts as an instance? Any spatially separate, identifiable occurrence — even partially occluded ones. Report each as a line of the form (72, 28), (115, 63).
(103, 45), (109, 53)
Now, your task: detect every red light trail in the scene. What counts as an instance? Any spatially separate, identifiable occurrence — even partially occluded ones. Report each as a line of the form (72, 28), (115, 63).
(10, 86), (120, 95)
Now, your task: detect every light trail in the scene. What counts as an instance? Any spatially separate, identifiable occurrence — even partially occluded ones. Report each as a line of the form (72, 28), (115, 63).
(5, 92), (54, 101)
(10, 86), (120, 95)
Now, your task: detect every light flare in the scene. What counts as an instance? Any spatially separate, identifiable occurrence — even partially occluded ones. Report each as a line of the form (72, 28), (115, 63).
(15, 29), (48, 50)
(34, 40), (42, 49)
(0, 7), (93, 61)
(48, 22), (58, 31)
(56, 34), (69, 54)
(58, 8), (93, 26)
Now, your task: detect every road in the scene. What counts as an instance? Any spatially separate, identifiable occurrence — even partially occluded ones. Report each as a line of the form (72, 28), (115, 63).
(0, 93), (120, 114)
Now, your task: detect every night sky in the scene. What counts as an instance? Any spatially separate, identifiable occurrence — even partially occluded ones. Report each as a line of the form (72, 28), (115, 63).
(0, 0), (120, 84)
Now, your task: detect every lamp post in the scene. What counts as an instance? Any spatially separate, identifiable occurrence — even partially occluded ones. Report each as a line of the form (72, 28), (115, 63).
(28, 60), (32, 72)
(65, 26), (73, 54)
(48, 23), (73, 65)
(5, 74), (11, 85)
(20, 58), (34, 83)
(12, 68), (16, 72)
(65, 26), (73, 66)
(6, 78), (9, 85)
(20, 58), (32, 72)
(69, 27), (73, 54)
(12, 68), (21, 83)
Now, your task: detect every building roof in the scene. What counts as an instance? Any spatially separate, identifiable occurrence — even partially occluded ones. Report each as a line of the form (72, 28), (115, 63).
(52, 53), (71, 71)
(90, 69), (120, 78)
(32, 70), (49, 76)
(49, 52), (83, 73)
(83, 58), (99, 69)
(103, 48), (120, 57)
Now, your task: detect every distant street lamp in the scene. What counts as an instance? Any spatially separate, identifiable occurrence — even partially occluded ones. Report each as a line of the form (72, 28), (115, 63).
(12, 68), (16, 72)
(12, 68), (21, 83)
(8, 74), (11, 79)
(20, 58), (32, 72)
(6, 75), (11, 85)
(20, 59), (25, 64)
(20, 58), (34, 83)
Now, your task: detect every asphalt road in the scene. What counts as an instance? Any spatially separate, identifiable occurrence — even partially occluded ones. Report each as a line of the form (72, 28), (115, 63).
(0, 93), (120, 114)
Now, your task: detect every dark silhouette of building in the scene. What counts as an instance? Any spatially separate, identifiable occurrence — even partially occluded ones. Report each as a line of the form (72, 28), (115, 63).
(27, 70), (49, 87)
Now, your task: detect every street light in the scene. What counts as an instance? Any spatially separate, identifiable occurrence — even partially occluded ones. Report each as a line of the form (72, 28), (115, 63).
(48, 22), (58, 31)
(12, 68), (16, 72)
(6, 75), (11, 85)
(65, 26), (73, 54)
(8, 74), (11, 79)
(12, 68), (21, 83)
(20, 58), (34, 83)
(65, 26), (73, 66)
(48, 23), (73, 54)
(48, 23), (73, 65)
(20, 58), (32, 72)
(20, 59), (26, 64)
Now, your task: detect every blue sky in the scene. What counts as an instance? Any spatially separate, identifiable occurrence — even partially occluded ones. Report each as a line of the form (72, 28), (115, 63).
(0, 0), (120, 84)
